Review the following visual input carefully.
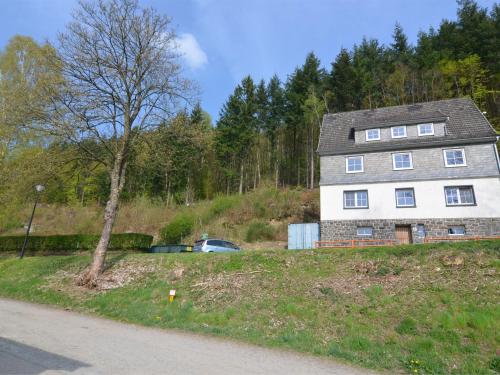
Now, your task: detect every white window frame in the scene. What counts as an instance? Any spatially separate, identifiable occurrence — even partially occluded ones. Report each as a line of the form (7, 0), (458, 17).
(443, 148), (467, 167)
(448, 226), (465, 236)
(417, 123), (434, 136)
(357, 227), (373, 236)
(345, 156), (364, 174)
(392, 152), (413, 170)
(365, 128), (380, 141)
(395, 188), (416, 208)
(444, 186), (476, 206)
(343, 190), (369, 209)
(391, 126), (407, 138)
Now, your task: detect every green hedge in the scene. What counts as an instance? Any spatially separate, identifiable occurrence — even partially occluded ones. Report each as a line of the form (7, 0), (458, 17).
(160, 213), (195, 244)
(0, 233), (153, 253)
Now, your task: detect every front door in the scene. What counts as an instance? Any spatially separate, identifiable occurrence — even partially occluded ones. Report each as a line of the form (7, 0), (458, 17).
(395, 225), (412, 244)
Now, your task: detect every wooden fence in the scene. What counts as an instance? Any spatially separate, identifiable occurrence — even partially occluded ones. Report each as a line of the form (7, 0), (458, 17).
(314, 236), (500, 249)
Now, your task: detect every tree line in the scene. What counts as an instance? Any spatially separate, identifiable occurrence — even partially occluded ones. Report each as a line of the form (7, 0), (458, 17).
(1, 0), (498, 210)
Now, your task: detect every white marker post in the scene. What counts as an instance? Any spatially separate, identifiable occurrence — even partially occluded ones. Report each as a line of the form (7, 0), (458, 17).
(169, 289), (176, 303)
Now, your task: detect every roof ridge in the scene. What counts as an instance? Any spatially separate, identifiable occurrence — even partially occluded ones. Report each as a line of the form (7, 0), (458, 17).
(324, 97), (473, 118)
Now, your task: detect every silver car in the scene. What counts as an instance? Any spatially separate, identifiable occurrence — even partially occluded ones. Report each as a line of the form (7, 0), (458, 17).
(193, 239), (241, 253)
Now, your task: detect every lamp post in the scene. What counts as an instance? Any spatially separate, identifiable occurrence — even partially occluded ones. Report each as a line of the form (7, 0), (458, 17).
(19, 184), (45, 259)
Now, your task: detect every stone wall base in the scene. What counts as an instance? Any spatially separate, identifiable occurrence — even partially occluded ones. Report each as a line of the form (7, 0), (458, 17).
(320, 218), (500, 244)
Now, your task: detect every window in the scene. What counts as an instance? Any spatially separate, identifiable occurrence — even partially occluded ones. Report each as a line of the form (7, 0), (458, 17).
(346, 156), (364, 173)
(417, 224), (426, 237)
(448, 226), (465, 235)
(223, 241), (239, 249)
(357, 227), (373, 236)
(395, 188), (416, 207)
(207, 240), (224, 246)
(391, 126), (407, 138)
(344, 190), (368, 209)
(392, 152), (413, 170)
(366, 128), (380, 141)
(417, 123), (434, 136)
(443, 149), (466, 167)
(444, 186), (475, 206)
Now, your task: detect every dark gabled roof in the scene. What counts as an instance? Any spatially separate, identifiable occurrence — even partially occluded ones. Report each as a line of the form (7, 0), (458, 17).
(317, 98), (498, 156)
(353, 110), (448, 130)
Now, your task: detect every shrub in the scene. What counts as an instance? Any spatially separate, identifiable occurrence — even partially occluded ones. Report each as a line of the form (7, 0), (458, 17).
(245, 221), (275, 242)
(202, 195), (239, 222)
(489, 356), (500, 372)
(0, 233), (153, 253)
(252, 201), (267, 218)
(160, 213), (195, 244)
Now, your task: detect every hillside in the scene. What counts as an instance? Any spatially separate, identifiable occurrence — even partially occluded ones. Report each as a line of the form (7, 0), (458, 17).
(0, 187), (319, 248)
(0, 240), (499, 374)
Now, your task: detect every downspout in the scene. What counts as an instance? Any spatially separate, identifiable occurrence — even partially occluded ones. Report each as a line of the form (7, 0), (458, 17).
(494, 136), (500, 174)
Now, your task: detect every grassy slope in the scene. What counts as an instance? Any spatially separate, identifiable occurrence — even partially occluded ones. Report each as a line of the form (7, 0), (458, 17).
(1, 187), (319, 247)
(1, 241), (499, 374)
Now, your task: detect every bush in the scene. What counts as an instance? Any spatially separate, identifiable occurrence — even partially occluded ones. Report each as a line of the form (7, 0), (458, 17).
(0, 233), (153, 253)
(203, 195), (239, 221)
(252, 201), (267, 218)
(245, 221), (275, 242)
(489, 356), (500, 372)
(160, 213), (195, 244)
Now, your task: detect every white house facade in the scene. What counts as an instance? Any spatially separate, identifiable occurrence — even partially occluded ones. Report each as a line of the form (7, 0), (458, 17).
(317, 98), (500, 244)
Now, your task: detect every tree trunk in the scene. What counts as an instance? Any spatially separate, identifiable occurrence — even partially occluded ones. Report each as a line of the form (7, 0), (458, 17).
(185, 175), (191, 206)
(297, 156), (300, 187)
(253, 162), (257, 190)
(275, 162), (279, 190)
(257, 151), (261, 187)
(80, 186), (85, 206)
(305, 135), (310, 190)
(310, 130), (314, 189)
(239, 163), (244, 195)
(78, 155), (126, 287)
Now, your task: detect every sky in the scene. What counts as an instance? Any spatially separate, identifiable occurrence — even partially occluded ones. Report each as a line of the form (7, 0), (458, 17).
(0, 0), (496, 121)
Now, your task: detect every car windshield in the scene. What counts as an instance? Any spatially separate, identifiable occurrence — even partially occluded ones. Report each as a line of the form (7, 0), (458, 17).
(224, 241), (238, 249)
(194, 240), (205, 246)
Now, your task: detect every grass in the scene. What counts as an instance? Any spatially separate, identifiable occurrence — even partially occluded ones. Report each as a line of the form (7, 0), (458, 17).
(0, 240), (498, 374)
(0, 186), (318, 247)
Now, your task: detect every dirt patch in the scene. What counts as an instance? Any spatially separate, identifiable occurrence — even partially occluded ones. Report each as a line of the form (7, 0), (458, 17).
(441, 255), (464, 267)
(190, 269), (270, 307)
(43, 258), (160, 296)
(312, 273), (409, 303)
(97, 259), (159, 290)
(312, 251), (499, 303)
(43, 269), (95, 300)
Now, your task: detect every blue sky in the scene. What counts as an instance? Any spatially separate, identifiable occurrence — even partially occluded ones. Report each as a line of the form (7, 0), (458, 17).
(0, 0), (496, 121)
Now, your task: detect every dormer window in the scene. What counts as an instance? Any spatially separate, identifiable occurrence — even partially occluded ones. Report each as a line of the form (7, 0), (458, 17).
(366, 128), (380, 141)
(391, 126), (407, 138)
(417, 123), (434, 136)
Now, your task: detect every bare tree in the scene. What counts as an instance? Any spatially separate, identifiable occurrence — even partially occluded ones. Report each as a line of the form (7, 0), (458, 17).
(47, 0), (190, 286)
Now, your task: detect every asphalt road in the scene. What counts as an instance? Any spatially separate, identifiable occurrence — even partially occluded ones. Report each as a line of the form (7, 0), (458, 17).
(0, 298), (375, 375)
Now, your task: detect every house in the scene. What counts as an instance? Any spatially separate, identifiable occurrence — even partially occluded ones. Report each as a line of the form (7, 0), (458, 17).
(317, 98), (500, 244)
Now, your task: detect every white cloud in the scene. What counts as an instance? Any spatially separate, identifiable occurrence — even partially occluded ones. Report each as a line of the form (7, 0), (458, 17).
(175, 33), (208, 69)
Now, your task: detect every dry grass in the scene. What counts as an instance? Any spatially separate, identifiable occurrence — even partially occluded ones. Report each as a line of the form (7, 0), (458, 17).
(2, 187), (317, 247)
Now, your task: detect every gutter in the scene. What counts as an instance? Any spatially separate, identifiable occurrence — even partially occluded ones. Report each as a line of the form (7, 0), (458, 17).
(318, 136), (498, 157)
(494, 136), (500, 173)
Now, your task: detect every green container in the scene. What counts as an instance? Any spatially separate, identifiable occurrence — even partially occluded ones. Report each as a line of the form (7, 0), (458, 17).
(149, 244), (192, 253)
